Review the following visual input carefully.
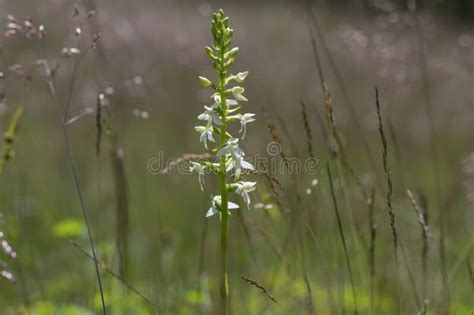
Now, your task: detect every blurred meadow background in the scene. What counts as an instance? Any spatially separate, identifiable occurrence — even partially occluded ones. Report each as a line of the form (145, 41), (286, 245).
(0, 0), (474, 314)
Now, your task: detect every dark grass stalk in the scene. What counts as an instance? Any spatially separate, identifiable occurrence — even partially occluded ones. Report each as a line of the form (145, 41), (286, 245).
(323, 84), (369, 203)
(409, 0), (445, 289)
(419, 191), (430, 308)
(41, 59), (107, 314)
(300, 100), (315, 159)
(368, 189), (376, 314)
(240, 275), (277, 304)
(323, 83), (369, 282)
(375, 86), (403, 313)
(239, 169), (283, 192)
(375, 87), (398, 249)
(95, 94), (103, 156)
(70, 240), (163, 310)
(327, 163), (358, 315)
(319, 83), (369, 310)
(305, 0), (379, 181)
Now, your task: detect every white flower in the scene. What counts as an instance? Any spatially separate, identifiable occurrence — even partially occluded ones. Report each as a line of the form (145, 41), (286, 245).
(189, 162), (206, 191)
(206, 195), (240, 218)
(216, 138), (242, 158)
(235, 71), (249, 82)
(195, 125), (215, 149)
(227, 99), (238, 106)
(237, 113), (255, 138)
(231, 86), (247, 102)
(227, 154), (254, 179)
(235, 181), (256, 208)
(217, 139), (254, 179)
(211, 95), (239, 109)
(198, 106), (222, 126)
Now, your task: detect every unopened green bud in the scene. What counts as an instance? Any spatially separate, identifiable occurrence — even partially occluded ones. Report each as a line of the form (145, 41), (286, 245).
(198, 76), (213, 88)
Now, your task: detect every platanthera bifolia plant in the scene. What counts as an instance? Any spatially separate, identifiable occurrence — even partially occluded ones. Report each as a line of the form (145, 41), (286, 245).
(190, 9), (256, 314)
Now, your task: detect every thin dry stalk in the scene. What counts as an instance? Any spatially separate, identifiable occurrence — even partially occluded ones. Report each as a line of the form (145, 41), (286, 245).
(300, 100), (315, 159)
(368, 189), (376, 312)
(323, 84), (369, 203)
(240, 275), (278, 304)
(41, 58), (107, 314)
(407, 189), (430, 314)
(239, 169), (283, 191)
(327, 163), (358, 315)
(95, 93), (103, 156)
(419, 192), (429, 306)
(407, 190), (432, 243)
(375, 86), (403, 312)
(406, 189), (451, 312)
(63, 12), (88, 120)
(375, 87), (398, 249)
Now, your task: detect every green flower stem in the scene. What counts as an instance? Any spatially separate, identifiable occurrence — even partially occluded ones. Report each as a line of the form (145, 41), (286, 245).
(194, 10), (253, 313)
(218, 45), (230, 315)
